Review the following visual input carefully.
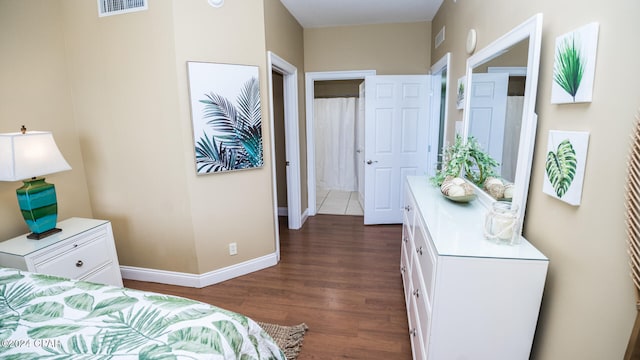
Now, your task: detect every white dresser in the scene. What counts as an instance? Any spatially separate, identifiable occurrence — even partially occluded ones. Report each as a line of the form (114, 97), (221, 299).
(401, 176), (548, 359)
(0, 217), (123, 287)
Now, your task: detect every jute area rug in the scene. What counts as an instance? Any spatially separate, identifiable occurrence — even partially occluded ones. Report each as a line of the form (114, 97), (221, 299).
(258, 322), (308, 360)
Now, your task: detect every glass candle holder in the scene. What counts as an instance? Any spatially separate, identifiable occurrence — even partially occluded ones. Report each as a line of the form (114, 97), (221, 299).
(484, 201), (521, 245)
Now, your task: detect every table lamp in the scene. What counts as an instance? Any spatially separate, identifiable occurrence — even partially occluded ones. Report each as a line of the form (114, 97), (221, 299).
(0, 126), (71, 239)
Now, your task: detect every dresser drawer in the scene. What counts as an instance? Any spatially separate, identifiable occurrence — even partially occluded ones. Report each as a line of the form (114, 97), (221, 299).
(413, 218), (437, 303)
(407, 282), (427, 360)
(34, 235), (113, 280)
(401, 235), (411, 305)
(403, 187), (416, 236)
(409, 253), (434, 357)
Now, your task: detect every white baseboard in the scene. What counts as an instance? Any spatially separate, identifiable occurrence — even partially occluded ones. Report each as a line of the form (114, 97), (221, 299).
(120, 252), (278, 288)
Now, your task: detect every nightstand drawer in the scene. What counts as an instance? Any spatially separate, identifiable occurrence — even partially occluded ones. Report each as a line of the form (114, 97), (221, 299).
(34, 235), (112, 279)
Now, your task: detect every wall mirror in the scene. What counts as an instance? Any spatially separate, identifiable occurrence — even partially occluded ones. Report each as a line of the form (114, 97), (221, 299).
(462, 13), (543, 230)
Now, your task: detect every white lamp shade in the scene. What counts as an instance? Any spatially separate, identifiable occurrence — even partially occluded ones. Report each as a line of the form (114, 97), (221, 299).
(0, 131), (71, 181)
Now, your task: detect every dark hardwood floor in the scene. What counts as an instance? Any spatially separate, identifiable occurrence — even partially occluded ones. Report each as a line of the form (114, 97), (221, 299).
(124, 215), (412, 359)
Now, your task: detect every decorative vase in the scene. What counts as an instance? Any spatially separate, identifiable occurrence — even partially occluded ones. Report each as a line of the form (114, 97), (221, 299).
(17, 178), (61, 239)
(484, 201), (521, 245)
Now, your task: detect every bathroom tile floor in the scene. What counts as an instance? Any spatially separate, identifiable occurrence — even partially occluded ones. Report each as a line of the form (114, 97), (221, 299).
(316, 189), (363, 216)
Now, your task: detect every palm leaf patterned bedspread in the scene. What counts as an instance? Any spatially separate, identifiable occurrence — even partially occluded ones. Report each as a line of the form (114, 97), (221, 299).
(0, 267), (285, 359)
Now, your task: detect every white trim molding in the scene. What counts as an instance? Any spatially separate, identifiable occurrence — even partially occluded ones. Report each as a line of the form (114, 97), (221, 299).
(120, 253), (278, 288)
(268, 51), (302, 231)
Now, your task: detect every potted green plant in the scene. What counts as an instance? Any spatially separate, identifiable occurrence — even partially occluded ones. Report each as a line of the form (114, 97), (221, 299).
(431, 134), (499, 187)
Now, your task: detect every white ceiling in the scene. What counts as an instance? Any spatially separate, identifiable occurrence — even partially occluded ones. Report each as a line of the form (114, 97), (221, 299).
(279, 0), (444, 28)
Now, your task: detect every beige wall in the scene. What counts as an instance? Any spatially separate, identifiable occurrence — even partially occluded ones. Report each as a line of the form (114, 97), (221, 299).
(433, 1), (640, 358)
(0, 0), (93, 240)
(314, 80), (363, 98)
(20, 0), (276, 275)
(264, 0), (307, 213)
(304, 22), (431, 74)
(60, 0), (199, 273)
(172, 0), (275, 273)
(1, 0), (288, 277)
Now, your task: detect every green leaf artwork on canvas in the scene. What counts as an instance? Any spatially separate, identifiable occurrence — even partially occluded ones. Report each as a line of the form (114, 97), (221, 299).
(546, 139), (577, 198)
(553, 34), (585, 102)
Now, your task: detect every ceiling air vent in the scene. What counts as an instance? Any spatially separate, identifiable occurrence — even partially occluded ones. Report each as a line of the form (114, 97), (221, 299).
(98, 0), (147, 17)
(435, 26), (445, 49)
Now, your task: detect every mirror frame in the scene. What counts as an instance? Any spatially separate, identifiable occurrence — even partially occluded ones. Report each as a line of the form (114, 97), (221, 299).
(462, 13), (543, 232)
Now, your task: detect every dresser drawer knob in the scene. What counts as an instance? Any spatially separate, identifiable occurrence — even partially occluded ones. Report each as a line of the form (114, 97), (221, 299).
(416, 246), (423, 255)
(75, 260), (84, 267)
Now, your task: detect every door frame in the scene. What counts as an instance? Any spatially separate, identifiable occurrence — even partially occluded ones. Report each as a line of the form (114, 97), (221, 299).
(305, 70), (376, 216)
(267, 52), (301, 261)
(429, 53), (451, 176)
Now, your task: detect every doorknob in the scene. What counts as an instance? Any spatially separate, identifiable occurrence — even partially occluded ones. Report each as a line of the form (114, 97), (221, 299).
(366, 160), (378, 165)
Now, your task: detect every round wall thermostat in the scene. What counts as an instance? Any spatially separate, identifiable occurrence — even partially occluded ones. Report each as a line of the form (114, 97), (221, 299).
(466, 29), (477, 54)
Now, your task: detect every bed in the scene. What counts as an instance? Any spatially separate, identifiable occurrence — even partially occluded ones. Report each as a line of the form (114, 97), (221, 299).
(0, 267), (285, 359)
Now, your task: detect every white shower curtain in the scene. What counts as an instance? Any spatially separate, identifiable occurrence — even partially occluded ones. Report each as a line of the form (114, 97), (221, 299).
(502, 96), (524, 182)
(314, 97), (358, 192)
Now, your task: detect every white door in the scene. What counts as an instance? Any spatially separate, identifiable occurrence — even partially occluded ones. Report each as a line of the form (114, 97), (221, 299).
(468, 72), (509, 174)
(364, 75), (430, 224)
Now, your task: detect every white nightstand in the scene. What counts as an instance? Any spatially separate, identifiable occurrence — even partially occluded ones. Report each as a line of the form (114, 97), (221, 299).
(0, 217), (123, 287)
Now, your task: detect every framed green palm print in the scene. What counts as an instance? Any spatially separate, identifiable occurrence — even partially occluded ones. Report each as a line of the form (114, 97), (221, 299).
(187, 61), (263, 174)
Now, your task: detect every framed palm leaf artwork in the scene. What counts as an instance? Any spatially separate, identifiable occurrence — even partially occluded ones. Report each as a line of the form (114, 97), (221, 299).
(187, 61), (263, 174)
(456, 76), (465, 109)
(551, 22), (599, 104)
(543, 130), (590, 206)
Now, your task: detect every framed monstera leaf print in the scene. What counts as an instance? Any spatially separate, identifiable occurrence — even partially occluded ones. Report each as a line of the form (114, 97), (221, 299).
(543, 130), (590, 205)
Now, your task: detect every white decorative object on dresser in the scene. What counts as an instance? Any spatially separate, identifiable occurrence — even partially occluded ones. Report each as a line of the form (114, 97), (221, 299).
(0, 217), (123, 287)
(401, 176), (548, 359)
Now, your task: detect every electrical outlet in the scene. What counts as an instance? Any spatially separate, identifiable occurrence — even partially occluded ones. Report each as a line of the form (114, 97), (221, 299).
(229, 242), (237, 256)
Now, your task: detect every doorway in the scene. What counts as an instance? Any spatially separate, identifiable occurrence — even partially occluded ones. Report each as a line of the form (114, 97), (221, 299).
(307, 71), (435, 224)
(267, 52), (301, 262)
(313, 80), (364, 216)
(305, 70), (376, 218)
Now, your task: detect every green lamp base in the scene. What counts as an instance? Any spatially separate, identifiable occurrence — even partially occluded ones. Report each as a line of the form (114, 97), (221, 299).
(17, 178), (61, 240)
